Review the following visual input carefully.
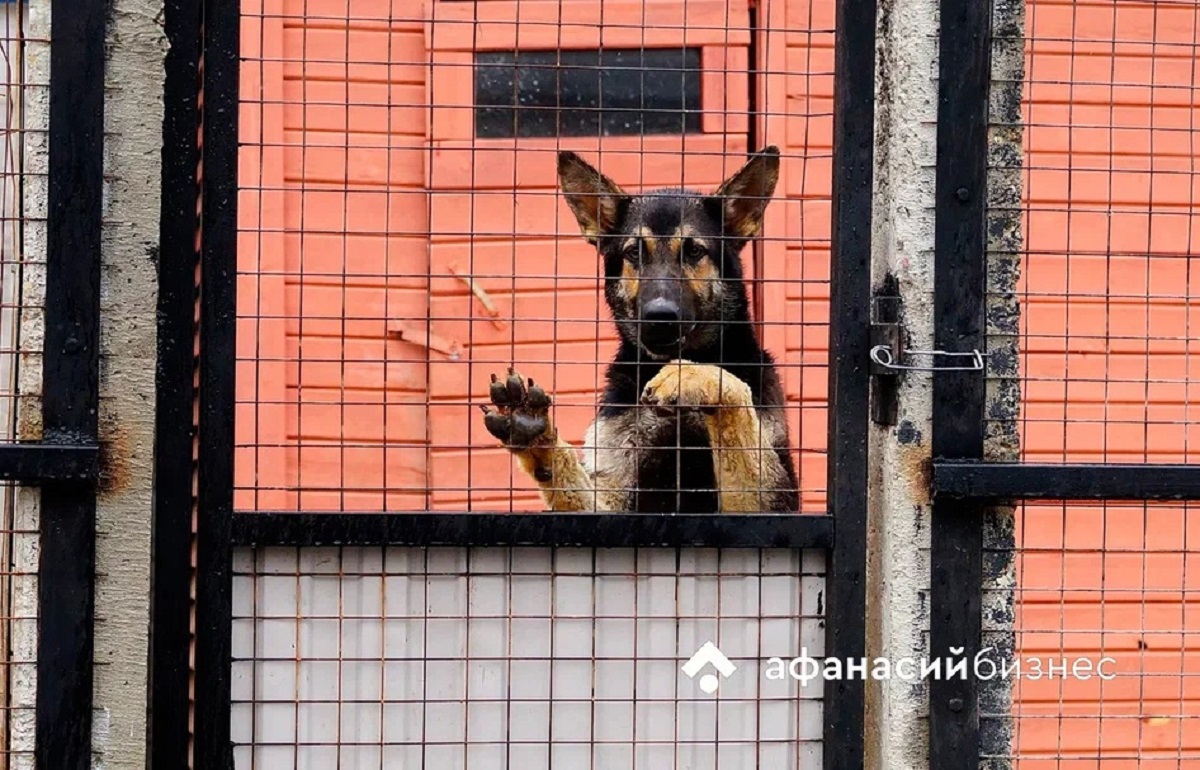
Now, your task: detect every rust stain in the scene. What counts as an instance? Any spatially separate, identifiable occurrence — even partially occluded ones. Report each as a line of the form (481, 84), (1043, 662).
(98, 414), (132, 495)
(16, 396), (42, 442)
(896, 443), (932, 505)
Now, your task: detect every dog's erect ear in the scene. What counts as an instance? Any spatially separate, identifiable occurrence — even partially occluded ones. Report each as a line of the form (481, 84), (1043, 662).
(709, 146), (780, 238)
(558, 151), (629, 243)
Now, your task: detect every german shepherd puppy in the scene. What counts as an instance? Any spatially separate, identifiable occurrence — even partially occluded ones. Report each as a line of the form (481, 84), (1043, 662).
(480, 147), (799, 513)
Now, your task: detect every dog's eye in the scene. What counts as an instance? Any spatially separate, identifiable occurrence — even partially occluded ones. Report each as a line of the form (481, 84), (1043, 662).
(623, 244), (641, 263)
(684, 240), (707, 262)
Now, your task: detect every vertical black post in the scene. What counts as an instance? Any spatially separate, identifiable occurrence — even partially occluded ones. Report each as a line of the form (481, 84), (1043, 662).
(823, 0), (875, 767)
(37, 0), (104, 766)
(930, 0), (991, 764)
(193, 0), (239, 763)
(150, 0), (201, 765)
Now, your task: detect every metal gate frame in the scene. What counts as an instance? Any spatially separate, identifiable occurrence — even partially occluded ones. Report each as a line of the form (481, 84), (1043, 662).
(0, 0), (108, 767)
(150, 0), (880, 767)
(927, 0), (1200, 766)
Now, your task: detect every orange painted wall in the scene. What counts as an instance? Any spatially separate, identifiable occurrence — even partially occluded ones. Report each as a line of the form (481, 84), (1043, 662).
(1014, 0), (1200, 764)
(238, 0), (431, 513)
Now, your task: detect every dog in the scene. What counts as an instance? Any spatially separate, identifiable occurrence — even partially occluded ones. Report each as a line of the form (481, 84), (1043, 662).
(480, 146), (799, 513)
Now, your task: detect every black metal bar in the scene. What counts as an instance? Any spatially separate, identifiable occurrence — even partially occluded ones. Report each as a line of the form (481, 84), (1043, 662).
(193, 0), (239, 763)
(38, 0), (104, 764)
(930, 0), (991, 764)
(935, 461), (1200, 501)
(823, 0), (875, 766)
(231, 512), (835, 549)
(149, 0), (201, 763)
(0, 444), (99, 482)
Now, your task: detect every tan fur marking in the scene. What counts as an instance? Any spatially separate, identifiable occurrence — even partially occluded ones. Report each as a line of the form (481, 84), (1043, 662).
(682, 257), (719, 299)
(511, 437), (603, 511)
(668, 225), (684, 257)
(620, 260), (640, 301)
(735, 219), (762, 238)
(641, 360), (790, 512)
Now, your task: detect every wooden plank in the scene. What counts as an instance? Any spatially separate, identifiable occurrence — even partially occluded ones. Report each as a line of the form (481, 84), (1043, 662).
(428, 339), (617, 400)
(281, 80), (427, 134)
(701, 45), (750, 135)
(429, 135), (748, 190)
(429, 0), (751, 51)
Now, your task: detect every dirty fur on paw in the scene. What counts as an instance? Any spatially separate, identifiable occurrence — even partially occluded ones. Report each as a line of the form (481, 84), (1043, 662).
(480, 368), (555, 449)
(640, 360), (749, 414)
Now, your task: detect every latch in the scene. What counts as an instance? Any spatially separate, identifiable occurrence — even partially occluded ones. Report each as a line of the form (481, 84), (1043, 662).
(869, 290), (902, 425)
(869, 282), (984, 426)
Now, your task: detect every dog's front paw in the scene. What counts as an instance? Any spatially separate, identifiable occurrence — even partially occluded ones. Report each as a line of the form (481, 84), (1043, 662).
(640, 360), (750, 413)
(481, 368), (554, 449)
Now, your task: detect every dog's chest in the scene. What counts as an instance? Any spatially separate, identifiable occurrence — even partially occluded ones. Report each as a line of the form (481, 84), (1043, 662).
(588, 408), (720, 513)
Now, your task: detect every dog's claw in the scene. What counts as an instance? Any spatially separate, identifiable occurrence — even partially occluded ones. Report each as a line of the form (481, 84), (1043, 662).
(504, 372), (525, 404)
(526, 383), (551, 410)
(489, 377), (509, 406)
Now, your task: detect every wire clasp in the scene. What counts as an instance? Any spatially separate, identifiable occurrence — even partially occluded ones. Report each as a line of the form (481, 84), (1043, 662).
(869, 345), (984, 372)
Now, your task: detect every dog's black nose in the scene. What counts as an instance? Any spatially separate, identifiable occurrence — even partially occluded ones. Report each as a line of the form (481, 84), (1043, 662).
(641, 298), (680, 325)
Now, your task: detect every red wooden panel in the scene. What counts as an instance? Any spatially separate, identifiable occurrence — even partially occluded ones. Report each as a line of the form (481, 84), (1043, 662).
(238, 5), (430, 511)
(428, 0), (751, 52)
(422, 0), (768, 512)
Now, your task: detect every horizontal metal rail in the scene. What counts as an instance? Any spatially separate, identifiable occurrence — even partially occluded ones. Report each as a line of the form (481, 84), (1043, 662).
(0, 443), (99, 482)
(933, 461), (1200, 502)
(232, 512), (836, 549)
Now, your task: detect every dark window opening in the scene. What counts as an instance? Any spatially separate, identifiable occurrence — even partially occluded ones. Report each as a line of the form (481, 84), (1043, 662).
(474, 48), (703, 138)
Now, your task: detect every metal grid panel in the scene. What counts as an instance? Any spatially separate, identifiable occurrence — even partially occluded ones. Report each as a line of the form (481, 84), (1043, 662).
(232, 0), (836, 514)
(0, 3), (47, 766)
(1005, 501), (1200, 765)
(231, 546), (826, 768)
(996, 1), (1200, 764)
(1009, 0), (1200, 466)
(0, 480), (38, 770)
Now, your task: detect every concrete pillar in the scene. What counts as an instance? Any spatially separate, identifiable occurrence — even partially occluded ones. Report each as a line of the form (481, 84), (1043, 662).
(863, 0), (1023, 766)
(863, 0), (940, 764)
(92, 0), (166, 763)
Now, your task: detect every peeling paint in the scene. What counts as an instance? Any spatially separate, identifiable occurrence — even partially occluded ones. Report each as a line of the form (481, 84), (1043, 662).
(896, 420), (922, 445)
(866, 0), (940, 766)
(979, 0), (1025, 762)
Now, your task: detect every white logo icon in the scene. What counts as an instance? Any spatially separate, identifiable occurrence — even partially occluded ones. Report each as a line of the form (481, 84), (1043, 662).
(681, 641), (737, 694)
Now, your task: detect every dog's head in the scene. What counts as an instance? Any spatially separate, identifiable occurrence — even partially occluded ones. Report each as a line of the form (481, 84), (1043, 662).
(557, 147), (779, 359)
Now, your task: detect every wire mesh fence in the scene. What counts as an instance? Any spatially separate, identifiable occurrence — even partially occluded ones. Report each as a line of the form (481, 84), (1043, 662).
(1005, 501), (1200, 765)
(233, 0), (834, 516)
(1013, 0), (1200, 466)
(231, 546), (827, 768)
(0, 2), (45, 767)
(1000, 0), (1200, 764)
